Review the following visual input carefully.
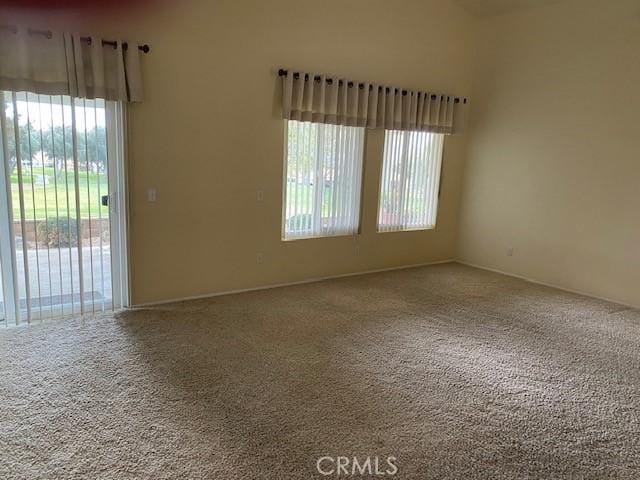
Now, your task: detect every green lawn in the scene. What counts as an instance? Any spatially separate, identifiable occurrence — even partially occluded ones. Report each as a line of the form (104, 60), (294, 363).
(285, 180), (430, 226)
(285, 182), (337, 217)
(10, 166), (109, 220)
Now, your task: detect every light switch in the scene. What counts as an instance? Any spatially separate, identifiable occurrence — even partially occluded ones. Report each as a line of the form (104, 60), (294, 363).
(148, 188), (157, 202)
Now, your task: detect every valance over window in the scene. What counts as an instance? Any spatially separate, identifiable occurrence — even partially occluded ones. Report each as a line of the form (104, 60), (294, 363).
(0, 27), (144, 102)
(280, 69), (468, 134)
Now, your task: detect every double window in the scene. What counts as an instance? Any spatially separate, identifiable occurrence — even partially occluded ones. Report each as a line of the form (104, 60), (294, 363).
(282, 120), (444, 239)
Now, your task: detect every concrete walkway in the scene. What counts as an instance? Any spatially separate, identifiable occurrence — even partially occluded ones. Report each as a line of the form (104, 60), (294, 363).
(1, 245), (112, 318)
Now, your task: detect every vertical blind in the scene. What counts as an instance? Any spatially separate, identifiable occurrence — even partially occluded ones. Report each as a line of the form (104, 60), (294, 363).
(0, 91), (128, 325)
(283, 120), (365, 239)
(378, 130), (444, 232)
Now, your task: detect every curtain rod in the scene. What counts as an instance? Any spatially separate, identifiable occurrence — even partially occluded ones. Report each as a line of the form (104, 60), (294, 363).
(0, 25), (150, 53)
(278, 69), (467, 104)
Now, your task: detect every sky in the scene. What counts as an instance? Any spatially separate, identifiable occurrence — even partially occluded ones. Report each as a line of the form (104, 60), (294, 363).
(3, 93), (106, 131)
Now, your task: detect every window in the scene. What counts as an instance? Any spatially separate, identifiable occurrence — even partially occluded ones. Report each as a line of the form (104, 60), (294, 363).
(282, 120), (365, 240)
(377, 130), (445, 232)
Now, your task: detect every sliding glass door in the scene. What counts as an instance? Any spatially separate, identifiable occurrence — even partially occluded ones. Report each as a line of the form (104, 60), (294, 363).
(0, 91), (128, 326)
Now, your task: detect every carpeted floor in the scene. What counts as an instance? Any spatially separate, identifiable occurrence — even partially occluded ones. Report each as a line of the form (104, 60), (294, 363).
(1, 263), (639, 479)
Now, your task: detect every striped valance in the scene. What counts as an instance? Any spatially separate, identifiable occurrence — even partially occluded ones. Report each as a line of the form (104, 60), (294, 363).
(280, 69), (468, 134)
(0, 26), (145, 102)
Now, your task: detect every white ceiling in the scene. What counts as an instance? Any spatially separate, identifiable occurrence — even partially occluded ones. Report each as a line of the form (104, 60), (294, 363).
(454, 0), (562, 18)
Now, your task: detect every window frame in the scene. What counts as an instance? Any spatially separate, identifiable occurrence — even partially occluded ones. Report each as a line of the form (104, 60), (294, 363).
(281, 120), (366, 241)
(376, 130), (445, 233)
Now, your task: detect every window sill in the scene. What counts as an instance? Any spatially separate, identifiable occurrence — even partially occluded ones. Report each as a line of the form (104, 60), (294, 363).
(281, 232), (360, 242)
(376, 225), (436, 233)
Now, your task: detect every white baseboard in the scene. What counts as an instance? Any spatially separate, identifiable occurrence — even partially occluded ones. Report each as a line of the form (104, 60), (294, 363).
(455, 260), (640, 310)
(131, 259), (455, 308)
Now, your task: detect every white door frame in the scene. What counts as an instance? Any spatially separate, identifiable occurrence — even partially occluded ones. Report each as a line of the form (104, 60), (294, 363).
(106, 101), (130, 310)
(0, 94), (130, 325)
(0, 91), (19, 323)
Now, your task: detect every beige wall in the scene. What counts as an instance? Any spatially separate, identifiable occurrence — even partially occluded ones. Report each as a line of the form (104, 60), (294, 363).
(0, 0), (475, 305)
(2, 0), (637, 309)
(458, 0), (640, 307)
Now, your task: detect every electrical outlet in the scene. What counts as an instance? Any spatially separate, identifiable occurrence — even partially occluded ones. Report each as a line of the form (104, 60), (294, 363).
(256, 253), (264, 264)
(506, 248), (514, 257)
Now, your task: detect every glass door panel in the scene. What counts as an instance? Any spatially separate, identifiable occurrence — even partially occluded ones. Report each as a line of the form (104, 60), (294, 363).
(0, 91), (127, 325)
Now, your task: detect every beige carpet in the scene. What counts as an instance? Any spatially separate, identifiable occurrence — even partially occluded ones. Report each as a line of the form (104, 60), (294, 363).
(1, 263), (639, 479)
